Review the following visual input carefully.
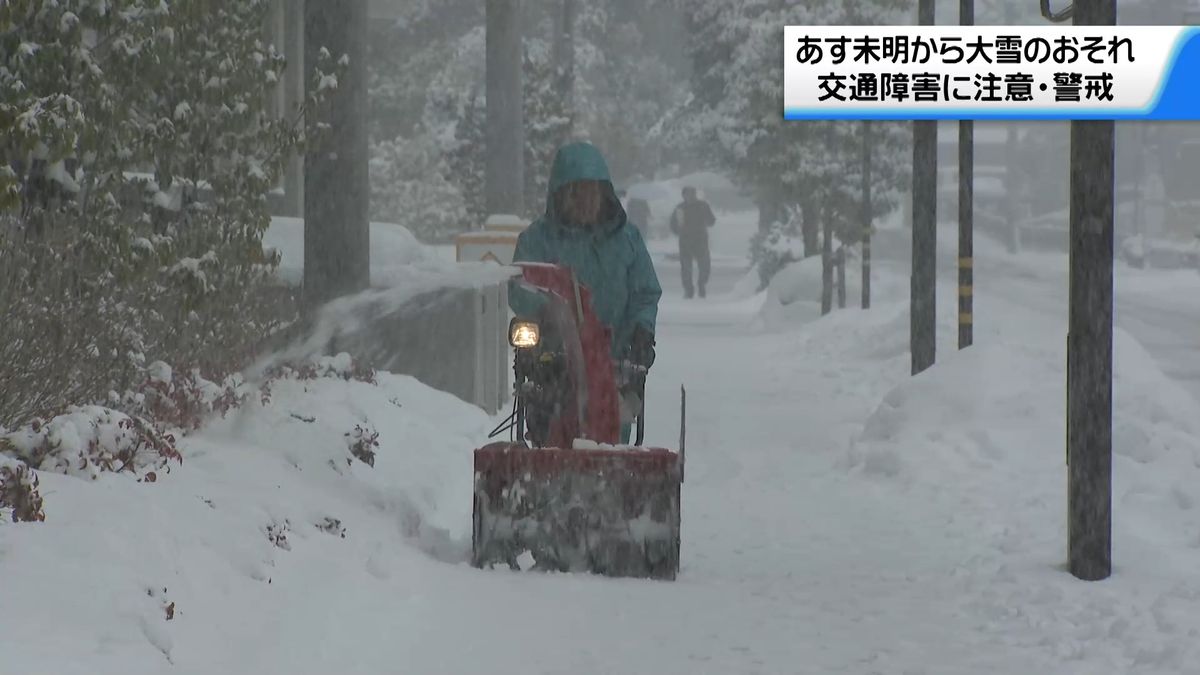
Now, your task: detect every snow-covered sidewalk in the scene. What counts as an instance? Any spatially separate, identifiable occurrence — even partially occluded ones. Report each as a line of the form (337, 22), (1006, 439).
(3, 236), (1200, 674)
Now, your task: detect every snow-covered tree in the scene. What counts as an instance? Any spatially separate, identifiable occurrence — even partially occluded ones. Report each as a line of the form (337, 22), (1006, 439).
(672, 0), (911, 288)
(523, 34), (574, 212)
(364, 0), (689, 237)
(568, 1), (688, 184)
(0, 0), (332, 428)
(366, 0), (482, 143)
(369, 132), (470, 241)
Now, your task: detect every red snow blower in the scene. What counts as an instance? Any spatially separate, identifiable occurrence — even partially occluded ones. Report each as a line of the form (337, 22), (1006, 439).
(471, 262), (685, 580)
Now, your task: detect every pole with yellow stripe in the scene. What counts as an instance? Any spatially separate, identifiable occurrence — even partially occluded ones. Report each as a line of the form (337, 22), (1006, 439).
(958, 0), (974, 350)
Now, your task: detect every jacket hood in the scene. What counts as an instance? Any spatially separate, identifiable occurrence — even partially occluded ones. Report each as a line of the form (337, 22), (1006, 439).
(543, 141), (627, 237)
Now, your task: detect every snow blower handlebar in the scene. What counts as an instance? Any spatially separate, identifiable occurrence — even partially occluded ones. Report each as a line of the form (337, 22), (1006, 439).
(497, 264), (622, 446)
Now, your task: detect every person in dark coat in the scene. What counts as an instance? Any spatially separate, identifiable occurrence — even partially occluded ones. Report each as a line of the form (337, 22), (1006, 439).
(669, 186), (716, 298)
(510, 142), (662, 444)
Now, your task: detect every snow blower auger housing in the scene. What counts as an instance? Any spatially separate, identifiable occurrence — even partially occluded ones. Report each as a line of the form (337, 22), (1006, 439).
(472, 262), (684, 581)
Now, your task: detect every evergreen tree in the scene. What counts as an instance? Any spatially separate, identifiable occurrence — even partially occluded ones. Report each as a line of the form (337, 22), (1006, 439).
(673, 0), (911, 289)
(0, 0), (334, 427)
(364, 0), (689, 237)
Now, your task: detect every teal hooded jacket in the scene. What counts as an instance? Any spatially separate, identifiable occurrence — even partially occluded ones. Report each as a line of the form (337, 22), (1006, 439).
(509, 142), (662, 358)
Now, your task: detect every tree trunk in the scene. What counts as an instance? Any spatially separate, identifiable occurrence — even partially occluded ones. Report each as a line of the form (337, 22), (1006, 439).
(303, 0), (370, 311)
(836, 246), (846, 309)
(821, 208), (833, 315)
(283, 0), (305, 218)
(486, 0), (525, 219)
(802, 195), (819, 257)
(1066, 0), (1115, 584)
(552, 0), (576, 143)
(757, 186), (781, 233)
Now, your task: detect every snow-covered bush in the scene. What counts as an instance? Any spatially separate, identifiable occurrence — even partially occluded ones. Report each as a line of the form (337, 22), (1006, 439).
(0, 1), (339, 429)
(0, 352), (377, 505)
(116, 362), (249, 434)
(345, 423), (380, 468)
(3, 406), (181, 481)
(749, 206), (806, 290)
(263, 353), (378, 387)
(0, 462), (45, 523)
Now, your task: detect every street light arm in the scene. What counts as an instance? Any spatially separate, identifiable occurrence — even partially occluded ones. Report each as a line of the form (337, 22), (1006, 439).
(1040, 0), (1075, 22)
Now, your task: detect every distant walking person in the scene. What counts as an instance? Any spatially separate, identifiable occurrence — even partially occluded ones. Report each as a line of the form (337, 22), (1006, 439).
(627, 195), (652, 240)
(619, 189), (652, 240)
(669, 186), (715, 298)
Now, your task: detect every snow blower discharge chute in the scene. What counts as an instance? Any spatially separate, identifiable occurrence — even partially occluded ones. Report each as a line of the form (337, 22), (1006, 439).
(472, 263), (685, 580)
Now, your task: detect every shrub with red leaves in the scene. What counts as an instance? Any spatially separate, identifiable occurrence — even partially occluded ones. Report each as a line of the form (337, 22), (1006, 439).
(0, 351), (379, 524)
(117, 362), (248, 434)
(263, 353), (377, 386)
(0, 463), (46, 523)
(3, 406), (180, 481)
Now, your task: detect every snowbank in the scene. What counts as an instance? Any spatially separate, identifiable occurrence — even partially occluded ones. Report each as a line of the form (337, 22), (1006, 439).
(755, 248), (908, 330)
(0, 368), (491, 673)
(841, 296), (1200, 673)
(263, 216), (450, 287)
(727, 264), (763, 300)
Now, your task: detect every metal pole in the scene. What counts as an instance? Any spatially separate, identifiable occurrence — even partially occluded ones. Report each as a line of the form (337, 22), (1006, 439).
(1004, 2), (1021, 255)
(958, 0), (974, 349)
(862, 120), (872, 309)
(486, 0), (525, 219)
(1066, 0), (1115, 582)
(911, 0), (937, 374)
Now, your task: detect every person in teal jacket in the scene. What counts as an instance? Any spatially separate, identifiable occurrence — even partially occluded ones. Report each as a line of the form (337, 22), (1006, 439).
(509, 141), (662, 443)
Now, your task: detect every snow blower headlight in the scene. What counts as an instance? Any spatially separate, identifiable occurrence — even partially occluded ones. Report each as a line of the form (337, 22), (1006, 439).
(509, 319), (541, 349)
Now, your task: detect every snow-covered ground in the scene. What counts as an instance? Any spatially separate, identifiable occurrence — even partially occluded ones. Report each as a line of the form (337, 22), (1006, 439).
(3, 200), (1200, 674)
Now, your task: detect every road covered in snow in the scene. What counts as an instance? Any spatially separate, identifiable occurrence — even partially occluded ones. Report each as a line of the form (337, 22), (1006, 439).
(3, 208), (1200, 675)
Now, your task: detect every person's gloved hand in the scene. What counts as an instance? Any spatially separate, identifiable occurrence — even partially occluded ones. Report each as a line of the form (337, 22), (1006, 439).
(629, 326), (656, 369)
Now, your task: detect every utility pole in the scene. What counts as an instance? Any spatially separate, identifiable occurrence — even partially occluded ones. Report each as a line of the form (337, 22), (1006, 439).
(958, 0), (974, 349)
(303, 0), (370, 311)
(1067, 0), (1115, 583)
(862, 120), (872, 309)
(911, 0), (937, 374)
(486, 0), (525, 219)
(1005, 2), (1022, 255)
(1041, 0), (1114, 582)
